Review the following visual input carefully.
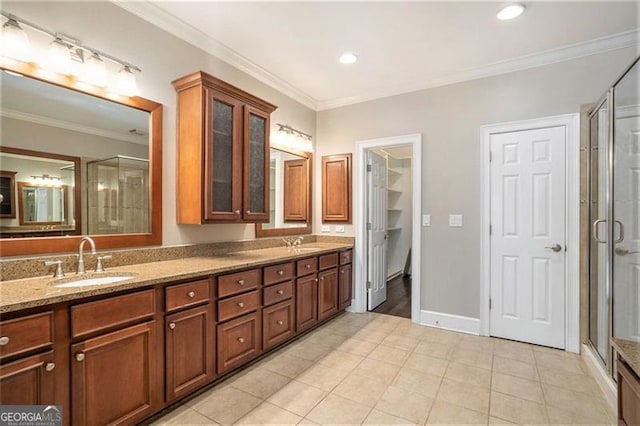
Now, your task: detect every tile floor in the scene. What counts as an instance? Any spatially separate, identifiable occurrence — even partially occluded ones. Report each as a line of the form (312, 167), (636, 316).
(152, 312), (615, 425)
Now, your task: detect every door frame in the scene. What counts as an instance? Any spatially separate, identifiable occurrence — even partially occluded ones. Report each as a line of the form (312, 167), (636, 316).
(354, 133), (422, 322)
(479, 113), (580, 352)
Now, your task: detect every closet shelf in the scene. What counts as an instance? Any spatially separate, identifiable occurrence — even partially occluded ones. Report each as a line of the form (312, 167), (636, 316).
(387, 188), (402, 195)
(387, 227), (401, 232)
(387, 209), (402, 213)
(387, 168), (402, 176)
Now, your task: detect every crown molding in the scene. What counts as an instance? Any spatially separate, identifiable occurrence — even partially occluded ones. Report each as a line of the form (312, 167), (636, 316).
(112, 0), (318, 111)
(2, 109), (147, 145)
(317, 29), (640, 111)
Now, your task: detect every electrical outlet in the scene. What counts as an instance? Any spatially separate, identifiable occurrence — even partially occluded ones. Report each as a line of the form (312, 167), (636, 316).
(321, 225), (331, 233)
(335, 225), (345, 233)
(449, 214), (463, 227)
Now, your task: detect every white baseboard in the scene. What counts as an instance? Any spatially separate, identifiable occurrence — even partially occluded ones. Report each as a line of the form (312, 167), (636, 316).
(581, 343), (617, 412)
(419, 310), (480, 335)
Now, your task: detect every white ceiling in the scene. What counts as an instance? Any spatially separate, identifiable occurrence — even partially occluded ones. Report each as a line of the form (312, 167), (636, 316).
(117, 1), (640, 110)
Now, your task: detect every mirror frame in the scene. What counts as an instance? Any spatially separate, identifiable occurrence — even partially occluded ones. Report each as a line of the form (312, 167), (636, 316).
(255, 147), (312, 238)
(0, 61), (162, 257)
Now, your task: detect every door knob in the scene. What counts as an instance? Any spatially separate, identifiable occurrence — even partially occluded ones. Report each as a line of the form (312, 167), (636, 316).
(544, 244), (562, 252)
(45, 362), (55, 372)
(615, 246), (639, 256)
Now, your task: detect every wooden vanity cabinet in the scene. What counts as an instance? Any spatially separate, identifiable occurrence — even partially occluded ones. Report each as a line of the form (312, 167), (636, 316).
(173, 71), (277, 224)
(318, 253), (339, 321)
(339, 249), (353, 310)
(296, 273), (319, 333)
(618, 354), (640, 426)
(322, 154), (352, 223)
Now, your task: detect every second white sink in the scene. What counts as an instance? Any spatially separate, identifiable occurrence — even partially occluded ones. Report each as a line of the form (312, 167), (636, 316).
(52, 273), (135, 288)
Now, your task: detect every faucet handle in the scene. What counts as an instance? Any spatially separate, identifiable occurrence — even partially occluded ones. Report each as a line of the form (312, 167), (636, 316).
(95, 255), (112, 273)
(44, 260), (64, 278)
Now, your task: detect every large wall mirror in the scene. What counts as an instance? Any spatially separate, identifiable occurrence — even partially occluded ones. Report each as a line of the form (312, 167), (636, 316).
(255, 147), (312, 237)
(0, 63), (162, 256)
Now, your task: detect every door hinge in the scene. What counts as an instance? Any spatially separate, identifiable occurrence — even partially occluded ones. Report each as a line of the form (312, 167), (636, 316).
(489, 298), (492, 310)
(366, 164), (372, 172)
(367, 222), (372, 231)
(489, 224), (492, 235)
(489, 152), (492, 162)
(366, 281), (371, 290)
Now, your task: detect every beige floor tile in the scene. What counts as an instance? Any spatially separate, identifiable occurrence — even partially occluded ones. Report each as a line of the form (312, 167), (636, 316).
(534, 350), (586, 375)
(538, 365), (602, 395)
(304, 330), (349, 348)
(420, 328), (463, 345)
(381, 332), (420, 351)
(231, 367), (290, 399)
(426, 400), (489, 425)
(375, 385), (434, 424)
(546, 404), (616, 424)
(151, 405), (218, 425)
(354, 328), (393, 344)
(492, 355), (539, 381)
(445, 362), (492, 388)
(491, 372), (544, 404)
(236, 402), (301, 425)
(450, 348), (493, 370)
(259, 353), (314, 379)
(492, 340), (535, 364)
(392, 366), (442, 398)
(298, 418), (320, 425)
(337, 337), (378, 356)
(306, 393), (372, 425)
(267, 380), (327, 417)
(541, 383), (614, 422)
(393, 323), (428, 340)
(368, 343), (410, 366)
(488, 416), (516, 424)
(353, 358), (402, 384)
(436, 378), (490, 414)
(489, 391), (548, 424)
(190, 386), (261, 425)
(331, 371), (388, 407)
(318, 349), (365, 371)
(296, 363), (349, 391)
(413, 341), (454, 360)
(404, 352), (449, 376)
(457, 338), (495, 354)
(363, 409), (417, 425)
(284, 340), (332, 361)
(363, 320), (398, 333)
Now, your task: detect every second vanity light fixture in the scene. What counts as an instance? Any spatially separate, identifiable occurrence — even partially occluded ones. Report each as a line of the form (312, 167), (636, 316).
(0, 11), (141, 96)
(273, 123), (314, 153)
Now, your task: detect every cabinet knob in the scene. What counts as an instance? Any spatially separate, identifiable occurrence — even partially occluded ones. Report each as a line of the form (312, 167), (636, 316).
(238, 279), (245, 286)
(320, 277), (324, 281)
(237, 337), (245, 344)
(0, 336), (9, 346)
(277, 270), (284, 276)
(305, 264), (311, 269)
(276, 290), (284, 295)
(235, 210), (241, 215)
(45, 362), (55, 372)
(341, 270), (345, 274)
(246, 210), (251, 215)
(276, 320), (284, 326)
(237, 302), (245, 308)
(187, 291), (195, 298)
(169, 322), (176, 330)
(315, 278), (318, 283)
(75, 353), (85, 362)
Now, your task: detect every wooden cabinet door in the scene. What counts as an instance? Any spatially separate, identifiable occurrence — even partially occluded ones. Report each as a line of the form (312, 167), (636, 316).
(618, 357), (640, 426)
(322, 154), (352, 223)
(296, 274), (318, 332)
(318, 268), (338, 321)
(166, 305), (215, 402)
(217, 312), (261, 375)
(263, 300), (295, 351)
(339, 263), (353, 310)
(0, 351), (55, 405)
(243, 106), (270, 222)
(283, 158), (309, 222)
(204, 88), (243, 221)
(71, 321), (159, 426)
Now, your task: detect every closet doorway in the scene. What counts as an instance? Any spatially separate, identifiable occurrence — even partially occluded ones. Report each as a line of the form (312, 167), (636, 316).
(354, 134), (422, 323)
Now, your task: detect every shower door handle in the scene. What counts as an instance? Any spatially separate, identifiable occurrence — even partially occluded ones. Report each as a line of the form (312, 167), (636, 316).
(592, 219), (607, 244)
(615, 220), (625, 243)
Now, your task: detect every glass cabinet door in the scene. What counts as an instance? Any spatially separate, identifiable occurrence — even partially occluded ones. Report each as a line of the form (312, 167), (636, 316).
(613, 60), (640, 343)
(243, 106), (270, 222)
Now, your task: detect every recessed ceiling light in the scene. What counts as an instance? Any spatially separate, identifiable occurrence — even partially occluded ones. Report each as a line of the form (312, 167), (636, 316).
(339, 52), (358, 65)
(496, 3), (526, 20)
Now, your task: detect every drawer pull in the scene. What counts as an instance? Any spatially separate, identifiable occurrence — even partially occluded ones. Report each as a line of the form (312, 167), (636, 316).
(341, 270), (345, 274)
(168, 322), (176, 330)
(45, 362), (55, 372)
(75, 353), (85, 362)
(237, 302), (245, 308)
(276, 320), (284, 326)
(277, 290), (284, 295)
(237, 337), (245, 344)
(238, 279), (245, 286)
(235, 210), (241, 215)
(305, 264), (311, 269)
(315, 278), (318, 283)
(277, 270), (284, 276)
(0, 336), (9, 346)
(187, 291), (195, 298)
(246, 210), (251, 215)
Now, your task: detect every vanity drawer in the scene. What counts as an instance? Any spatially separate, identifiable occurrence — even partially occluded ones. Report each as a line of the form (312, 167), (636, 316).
(263, 300), (295, 351)
(165, 279), (211, 312)
(217, 311), (261, 374)
(0, 312), (53, 360)
(264, 262), (294, 286)
(71, 289), (155, 338)
(319, 252), (339, 270)
(340, 249), (353, 265)
(296, 257), (318, 276)
(217, 269), (261, 298)
(218, 290), (259, 322)
(263, 281), (293, 306)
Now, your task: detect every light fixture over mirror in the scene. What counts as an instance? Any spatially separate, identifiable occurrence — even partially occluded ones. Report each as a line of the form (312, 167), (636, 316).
(272, 123), (313, 153)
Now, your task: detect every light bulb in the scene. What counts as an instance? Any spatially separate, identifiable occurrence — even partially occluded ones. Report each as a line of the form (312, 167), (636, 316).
(83, 52), (107, 87)
(115, 66), (139, 96)
(339, 52), (358, 64)
(1, 18), (31, 62)
(497, 4), (526, 20)
(45, 37), (73, 75)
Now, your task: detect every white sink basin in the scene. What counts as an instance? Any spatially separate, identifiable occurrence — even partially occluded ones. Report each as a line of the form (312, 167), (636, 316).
(52, 274), (135, 288)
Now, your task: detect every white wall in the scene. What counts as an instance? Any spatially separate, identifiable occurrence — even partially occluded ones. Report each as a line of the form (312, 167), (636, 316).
(316, 47), (638, 318)
(3, 1), (317, 246)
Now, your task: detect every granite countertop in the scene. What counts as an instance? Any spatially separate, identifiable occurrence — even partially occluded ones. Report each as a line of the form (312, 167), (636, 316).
(0, 243), (352, 314)
(612, 338), (640, 377)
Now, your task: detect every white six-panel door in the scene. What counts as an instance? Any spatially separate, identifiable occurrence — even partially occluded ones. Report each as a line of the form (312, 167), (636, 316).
(490, 126), (567, 349)
(367, 150), (388, 310)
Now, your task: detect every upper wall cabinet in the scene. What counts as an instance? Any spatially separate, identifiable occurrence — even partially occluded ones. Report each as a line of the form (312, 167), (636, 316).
(322, 154), (352, 223)
(173, 71), (277, 224)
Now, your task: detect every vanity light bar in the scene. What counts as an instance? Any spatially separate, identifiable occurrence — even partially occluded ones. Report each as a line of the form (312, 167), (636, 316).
(276, 123), (313, 141)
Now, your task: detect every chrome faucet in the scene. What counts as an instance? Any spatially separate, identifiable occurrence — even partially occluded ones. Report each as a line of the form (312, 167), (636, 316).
(77, 236), (96, 275)
(283, 236), (304, 248)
